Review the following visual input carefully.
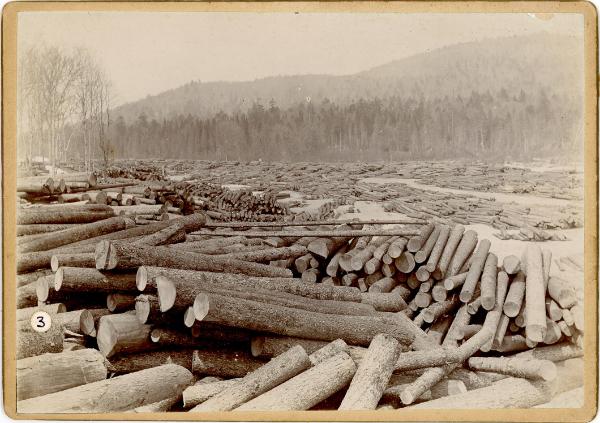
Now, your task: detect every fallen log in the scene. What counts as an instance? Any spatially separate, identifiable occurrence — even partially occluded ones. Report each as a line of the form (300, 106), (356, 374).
(434, 224), (464, 278)
(467, 357), (557, 381)
(17, 204), (115, 225)
(55, 267), (138, 293)
(17, 348), (106, 401)
(192, 348), (266, 378)
(96, 313), (153, 358)
(503, 271), (526, 317)
(524, 244), (547, 343)
(480, 253), (499, 310)
(17, 364), (193, 413)
(425, 225), (450, 272)
(106, 349), (193, 374)
(17, 319), (64, 359)
(183, 378), (241, 409)
(460, 239), (491, 302)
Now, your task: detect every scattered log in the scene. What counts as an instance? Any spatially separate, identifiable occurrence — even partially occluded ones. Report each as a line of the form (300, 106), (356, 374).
(503, 271), (526, 317)
(17, 223), (78, 236)
(16, 319), (64, 359)
(435, 224), (465, 278)
(96, 313), (153, 358)
(467, 357), (557, 381)
(460, 239), (490, 302)
(425, 225), (450, 272)
(17, 204), (115, 225)
(50, 252), (96, 271)
(106, 349), (194, 374)
(524, 245), (547, 343)
(407, 223), (435, 253)
(502, 255), (521, 275)
(547, 276), (577, 309)
(447, 230), (478, 277)
(17, 348), (107, 401)
(183, 378), (241, 409)
(480, 253), (499, 310)
(192, 348), (265, 378)
(414, 226), (441, 263)
(17, 364), (193, 413)
(55, 267), (138, 293)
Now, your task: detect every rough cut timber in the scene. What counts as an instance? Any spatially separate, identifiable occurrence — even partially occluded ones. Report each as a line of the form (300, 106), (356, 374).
(191, 345), (311, 411)
(407, 223), (435, 253)
(96, 241), (293, 278)
(17, 364), (193, 413)
(237, 352), (357, 411)
(17, 348), (107, 401)
(414, 226), (440, 263)
(467, 357), (557, 381)
(50, 253), (96, 271)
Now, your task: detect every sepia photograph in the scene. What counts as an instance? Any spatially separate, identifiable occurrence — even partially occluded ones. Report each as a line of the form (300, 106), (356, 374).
(3, 2), (597, 419)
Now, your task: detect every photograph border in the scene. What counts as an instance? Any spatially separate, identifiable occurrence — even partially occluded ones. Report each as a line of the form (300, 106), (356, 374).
(2, 1), (598, 421)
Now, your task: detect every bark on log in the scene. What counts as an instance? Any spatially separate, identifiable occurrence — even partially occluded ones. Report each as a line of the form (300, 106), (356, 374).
(183, 378), (240, 409)
(414, 226), (440, 263)
(503, 271), (526, 317)
(480, 253), (499, 310)
(339, 333), (400, 410)
(17, 348), (107, 401)
(216, 245), (308, 263)
(460, 239), (491, 302)
(79, 308), (111, 336)
(17, 204), (115, 225)
(96, 241), (292, 278)
(515, 342), (583, 362)
(137, 266), (362, 302)
(193, 292), (415, 347)
(236, 352), (356, 411)
(447, 230), (478, 277)
(192, 229), (421, 238)
(191, 345), (311, 411)
(524, 244), (547, 343)
(50, 252), (96, 271)
(107, 293), (138, 312)
(435, 224), (464, 277)
(251, 335), (331, 358)
(407, 223), (435, 253)
(387, 238), (408, 259)
(96, 313), (153, 358)
(308, 237), (351, 259)
(360, 292), (407, 312)
(192, 348), (266, 378)
(17, 281), (40, 309)
(422, 296), (460, 324)
(19, 216), (133, 254)
(16, 303), (66, 321)
(368, 277), (397, 293)
(17, 319), (64, 359)
(467, 357), (557, 381)
(425, 225), (450, 272)
(395, 251), (415, 273)
(326, 244), (349, 277)
(17, 223), (78, 236)
(55, 267), (138, 293)
(17, 364), (193, 413)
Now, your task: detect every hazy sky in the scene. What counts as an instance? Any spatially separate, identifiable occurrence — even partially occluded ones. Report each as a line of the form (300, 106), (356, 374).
(18, 12), (583, 106)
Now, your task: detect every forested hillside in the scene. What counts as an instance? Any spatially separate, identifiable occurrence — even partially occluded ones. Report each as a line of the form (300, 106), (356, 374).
(106, 33), (583, 162)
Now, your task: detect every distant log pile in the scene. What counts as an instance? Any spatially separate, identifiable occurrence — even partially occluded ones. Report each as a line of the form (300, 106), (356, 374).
(14, 187), (584, 412)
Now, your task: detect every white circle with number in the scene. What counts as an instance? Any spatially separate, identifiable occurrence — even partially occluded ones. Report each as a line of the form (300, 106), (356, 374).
(30, 311), (52, 333)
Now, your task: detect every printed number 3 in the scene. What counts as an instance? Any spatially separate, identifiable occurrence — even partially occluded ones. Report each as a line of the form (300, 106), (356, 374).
(36, 316), (45, 328)
(30, 311), (51, 333)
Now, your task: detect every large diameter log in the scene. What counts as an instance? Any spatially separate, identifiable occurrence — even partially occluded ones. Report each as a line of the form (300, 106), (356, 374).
(17, 318), (64, 359)
(55, 267), (137, 293)
(96, 313), (153, 358)
(192, 349), (265, 378)
(193, 292), (415, 347)
(524, 244), (547, 342)
(503, 271), (526, 317)
(308, 236), (351, 259)
(137, 266), (361, 302)
(17, 364), (193, 413)
(96, 241), (292, 278)
(480, 253), (499, 310)
(237, 352), (356, 411)
(191, 345), (311, 411)
(106, 349), (193, 374)
(446, 230), (478, 277)
(425, 225), (450, 272)
(460, 239), (491, 302)
(18, 216), (134, 254)
(183, 378), (240, 409)
(17, 348), (107, 401)
(339, 333), (400, 410)
(17, 204), (115, 225)
(434, 224), (464, 277)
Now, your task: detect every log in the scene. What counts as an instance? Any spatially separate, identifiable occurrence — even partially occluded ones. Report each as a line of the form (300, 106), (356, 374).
(137, 266), (361, 302)
(546, 298), (562, 321)
(79, 308), (111, 337)
(106, 349), (194, 374)
(96, 241), (292, 278)
(191, 345), (311, 411)
(326, 244), (349, 277)
(52, 309), (91, 334)
(191, 322), (254, 344)
(480, 270), (509, 352)
(107, 293), (138, 312)
(17, 364), (193, 413)
(96, 313), (153, 358)
(387, 238), (408, 259)
(17, 223), (78, 236)
(434, 224), (464, 277)
(217, 244), (308, 263)
(17, 281), (40, 309)
(17, 319), (64, 359)
(395, 251), (416, 273)
(16, 303), (66, 321)
(524, 244), (547, 342)
(542, 249), (552, 289)
(301, 268), (320, 283)
(502, 255), (521, 275)
(193, 292), (415, 347)
(55, 267), (138, 293)
(183, 378), (240, 409)
(50, 252), (96, 271)
(407, 223), (435, 253)
(192, 229), (421, 238)
(308, 236), (351, 259)
(414, 226), (441, 263)
(460, 239), (491, 302)
(368, 276), (397, 293)
(480, 253), (499, 310)
(422, 295), (460, 324)
(130, 395), (180, 412)
(130, 221), (186, 246)
(447, 230), (478, 277)
(192, 348), (265, 378)
(150, 328), (245, 349)
(467, 357), (557, 381)
(515, 342), (583, 362)
(237, 352), (357, 410)
(18, 216), (133, 253)
(17, 348), (106, 401)
(425, 225), (450, 272)
(503, 271), (526, 317)
(17, 204), (115, 225)
(251, 335), (331, 358)
(359, 292), (407, 312)
(547, 276), (577, 309)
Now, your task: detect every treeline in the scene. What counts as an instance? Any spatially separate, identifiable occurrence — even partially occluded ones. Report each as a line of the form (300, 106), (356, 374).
(107, 90), (581, 162)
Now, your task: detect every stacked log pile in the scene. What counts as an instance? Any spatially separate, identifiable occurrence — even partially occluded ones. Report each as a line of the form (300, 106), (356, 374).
(15, 200), (584, 412)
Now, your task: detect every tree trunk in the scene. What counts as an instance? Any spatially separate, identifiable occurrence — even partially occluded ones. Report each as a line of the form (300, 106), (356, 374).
(191, 345), (311, 411)
(17, 364), (193, 413)
(17, 223), (78, 236)
(414, 226), (441, 263)
(55, 267), (137, 293)
(107, 293), (137, 312)
(17, 319), (64, 359)
(504, 271), (526, 317)
(425, 225), (450, 272)
(435, 224), (464, 278)
(106, 349), (194, 374)
(183, 378), (240, 409)
(407, 223), (435, 253)
(480, 253), (499, 310)
(50, 252), (96, 271)
(17, 204), (115, 224)
(96, 313), (153, 358)
(17, 348), (106, 401)
(460, 239), (490, 302)
(339, 333), (399, 410)
(524, 245), (547, 342)
(215, 244), (308, 263)
(192, 348), (266, 378)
